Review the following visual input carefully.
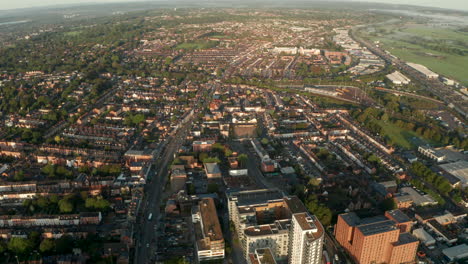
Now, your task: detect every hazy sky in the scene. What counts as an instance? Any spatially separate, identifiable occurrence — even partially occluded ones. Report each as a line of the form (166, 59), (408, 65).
(0, 0), (467, 11)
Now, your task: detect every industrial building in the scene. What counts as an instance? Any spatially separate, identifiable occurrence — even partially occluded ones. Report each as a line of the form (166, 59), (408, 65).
(438, 160), (468, 188)
(386, 71), (411, 85)
(407, 62), (439, 79)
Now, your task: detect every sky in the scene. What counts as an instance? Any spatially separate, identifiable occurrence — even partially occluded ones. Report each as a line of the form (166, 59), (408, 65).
(0, 0), (467, 11)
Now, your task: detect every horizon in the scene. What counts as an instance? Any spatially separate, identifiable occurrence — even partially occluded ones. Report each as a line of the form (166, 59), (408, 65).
(0, 0), (467, 12)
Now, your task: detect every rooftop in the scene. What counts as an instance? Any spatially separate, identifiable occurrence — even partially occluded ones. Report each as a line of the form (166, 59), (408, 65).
(393, 233), (418, 246)
(386, 209), (411, 223)
(357, 220), (398, 236)
(229, 189), (283, 206)
(199, 198), (223, 241)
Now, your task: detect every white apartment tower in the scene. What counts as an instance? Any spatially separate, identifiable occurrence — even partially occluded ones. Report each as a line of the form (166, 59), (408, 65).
(289, 213), (324, 264)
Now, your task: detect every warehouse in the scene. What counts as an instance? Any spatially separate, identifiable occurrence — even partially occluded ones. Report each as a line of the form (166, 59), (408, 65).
(386, 71), (411, 85)
(407, 62), (439, 79)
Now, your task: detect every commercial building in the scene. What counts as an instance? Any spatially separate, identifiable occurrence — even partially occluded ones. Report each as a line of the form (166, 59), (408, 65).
(438, 160), (468, 188)
(192, 198), (225, 261)
(386, 71), (411, 85)
(418, 146), (446, 162)
(393, 187), (437, 208)
(227, 189), (324, 263)
(412, 228), (435, 247)
(442, 244), (468, 261)
(334, 212), (419, 264)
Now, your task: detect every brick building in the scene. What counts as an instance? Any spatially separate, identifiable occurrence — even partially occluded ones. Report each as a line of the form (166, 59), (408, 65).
(334, 212), (418, 264)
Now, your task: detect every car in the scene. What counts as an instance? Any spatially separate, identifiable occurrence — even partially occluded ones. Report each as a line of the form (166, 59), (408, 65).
(146, 243), (150, 248)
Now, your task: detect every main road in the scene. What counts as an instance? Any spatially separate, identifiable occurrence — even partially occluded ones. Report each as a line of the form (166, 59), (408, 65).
(134, 84), (215, 264)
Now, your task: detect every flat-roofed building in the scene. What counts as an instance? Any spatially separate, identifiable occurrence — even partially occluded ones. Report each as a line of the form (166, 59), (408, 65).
(407, 63), (439, 79)
(204, 162), (222, 179)
(412, 228), (435, 247)
(227, 189), (324, 263)
(193, 140), (215, 152)
(248, 248), (277, 264)
(442, 244), (468, 261)
(192, 198), (224, 261)
(289, 213), (324, 264)
(334, 212), (419, 264)
(418, 146), (446, 162)
(385, 209), (412, 233)
(386, 71), (411, 85)
(438, 160), (468, 188)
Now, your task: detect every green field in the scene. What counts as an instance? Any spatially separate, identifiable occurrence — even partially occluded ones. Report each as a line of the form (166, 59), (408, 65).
(376, 120), (427, 149)
(64, 30), (82, 37)
(176, 40), (219, 50)
(365, 24), (468, 85)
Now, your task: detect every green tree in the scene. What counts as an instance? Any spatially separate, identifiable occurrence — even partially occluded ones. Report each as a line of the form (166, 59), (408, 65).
(55, 235), (74, 254)
(207, 183), (219, 193)
(40, 239), (55, 253)
(58, 199), (73, 213)
(237, 154), (248, 167)
(14, 170), (25, 181)
(379, 197), (397, 211)
(41, 164), (55, 178)
(8, 237), (33, 255)
(36, 196), (49, 209)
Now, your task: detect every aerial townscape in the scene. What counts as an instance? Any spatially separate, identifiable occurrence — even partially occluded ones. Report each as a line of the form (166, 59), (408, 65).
(0, 1), (467, 264)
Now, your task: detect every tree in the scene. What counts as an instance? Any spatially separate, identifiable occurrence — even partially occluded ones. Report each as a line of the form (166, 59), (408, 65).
(40, 239), (55, 253)
(379, 197), (396, 211)
(41, 164), (55, 178)
(55, 235), (74, 254)
(261, 138), (269, 145)
(36, 196), (50, 209)
(0, 241), (6, 253)
(308, 178), (321, 187)
(380, 113), (389, 122)
(8, 237), (32, 255)
(237, 154), (248, 167)
(305, 194), (332, 226)
(58, 199), (73, 213)
(207, 183), (219, 193)
(14, 170), (25, 181)
(86, 197), (110, 210)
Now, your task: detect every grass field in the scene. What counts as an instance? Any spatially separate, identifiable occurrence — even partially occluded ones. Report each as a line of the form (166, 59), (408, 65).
(176, 40), (218, 50)
(64, 31), (82, 37)
(365, 24), (468, 85)
(376, 120), (427, 149)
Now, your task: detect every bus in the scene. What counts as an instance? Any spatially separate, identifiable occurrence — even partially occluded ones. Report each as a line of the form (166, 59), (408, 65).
(323, 250), (331, 264)
(148, 213), (153, 221)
